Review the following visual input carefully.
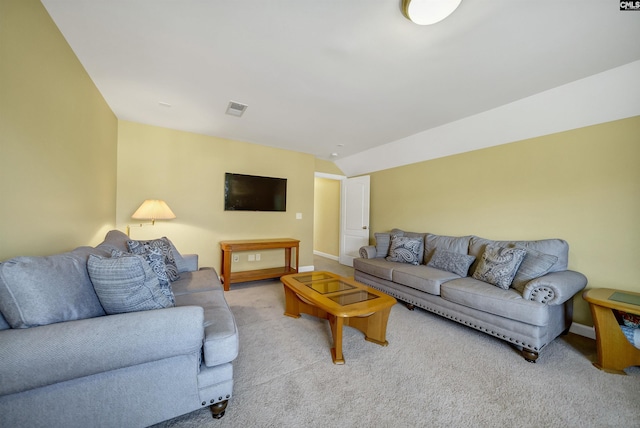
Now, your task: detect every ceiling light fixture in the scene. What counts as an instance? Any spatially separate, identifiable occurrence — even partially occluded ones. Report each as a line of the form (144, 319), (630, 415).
(402, 0), (462, 25)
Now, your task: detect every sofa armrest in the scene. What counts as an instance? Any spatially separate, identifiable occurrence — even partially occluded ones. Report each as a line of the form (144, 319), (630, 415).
(181, 254), (199, 272)
(359, 245), (377, 259)
(522, 270), (588, 305)
(0, 306), (204, 396)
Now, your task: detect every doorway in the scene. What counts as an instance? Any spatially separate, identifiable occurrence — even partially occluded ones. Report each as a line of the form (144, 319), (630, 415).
(313, 173), (370, 267)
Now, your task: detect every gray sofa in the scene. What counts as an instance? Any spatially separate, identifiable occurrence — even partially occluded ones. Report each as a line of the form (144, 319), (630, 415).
(355, 230), (588, 362)
(0, 230), (238, 428)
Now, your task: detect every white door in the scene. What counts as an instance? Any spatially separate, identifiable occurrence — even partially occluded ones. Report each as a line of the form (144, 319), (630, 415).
(339, 175), (370, 266)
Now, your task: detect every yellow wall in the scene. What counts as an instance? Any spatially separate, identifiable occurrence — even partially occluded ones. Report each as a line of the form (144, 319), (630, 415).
(369, 116), (640, 326)
(116, 121), (315, 271)
(3, 2), (637, 330)
(0, 0), (117, 259)
(313, 177), (341, 257)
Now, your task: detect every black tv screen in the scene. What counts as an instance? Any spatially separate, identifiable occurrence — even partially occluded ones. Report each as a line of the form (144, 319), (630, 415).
(224, 173), (287, 212)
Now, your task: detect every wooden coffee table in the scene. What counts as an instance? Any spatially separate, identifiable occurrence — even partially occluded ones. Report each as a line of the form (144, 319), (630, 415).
(281, 271), (397, 364)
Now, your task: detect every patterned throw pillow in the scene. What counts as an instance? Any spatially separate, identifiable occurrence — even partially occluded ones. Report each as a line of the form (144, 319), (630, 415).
(115, 248), (175, 305)
(88, 253), (175, 315)
(385, 236), (423, 265)
(128, 237), (180, 282)
(427, 248), (475, 277)
(472, 245), (527, 290)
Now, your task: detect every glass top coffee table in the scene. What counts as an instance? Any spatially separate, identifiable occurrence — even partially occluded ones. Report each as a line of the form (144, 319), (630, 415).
(281, 271), (397, 364)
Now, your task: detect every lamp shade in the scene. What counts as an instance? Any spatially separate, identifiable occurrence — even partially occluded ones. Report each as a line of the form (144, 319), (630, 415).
(402, 0), (462, 25)
(131, 200), (176, 221)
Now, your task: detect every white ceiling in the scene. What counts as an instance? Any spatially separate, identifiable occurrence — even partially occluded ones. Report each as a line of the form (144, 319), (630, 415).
(41, 1), (640, 165)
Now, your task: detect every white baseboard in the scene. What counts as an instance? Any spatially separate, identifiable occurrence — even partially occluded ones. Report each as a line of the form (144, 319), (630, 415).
(313, 250), (339, 261)
(299, 265), (314, 273)
(570, 322), (595, 340)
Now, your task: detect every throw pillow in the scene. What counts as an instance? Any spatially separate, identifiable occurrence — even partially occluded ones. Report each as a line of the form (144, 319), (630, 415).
(87, 253), (175, 315)
(374, 233), (392, 258)
(510, 247), (558, 294)
(113, 249), (175, 305)
(0, 247), (106, 329)
(472, 245), (527, 290)
(427, 248), (476, 277)
(127, 237), (180, 281)
(166, 238), (189, 273)
(385, 235), (423, 265)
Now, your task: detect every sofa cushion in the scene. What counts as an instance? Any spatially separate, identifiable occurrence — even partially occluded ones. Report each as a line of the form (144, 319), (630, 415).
(0, 247), (106, 328)
(166, 239), (191, 273)
(128, 237), (180, 282)
(353, 258), (398, 281)
(392, 264), (461, 295)
(511, 248), (558, 294)
(95, 229), (130, 254)
(441, 277), (550, 326)
(385, 236), (423, 265)
(469, 236), (568, 275)
(374, 232), (399, 258)
(424, 234), (472, 264)
(88, 253), (175, 315)
(0, 311), (11, 330)
(174, 287), (239, 367)
(171, 269), (223, 295)
(427, 248), (476, 277)
(473, 245), (527, 289)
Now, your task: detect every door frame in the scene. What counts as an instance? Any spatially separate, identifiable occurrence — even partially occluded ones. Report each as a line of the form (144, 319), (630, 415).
(314, 172), (370, 266)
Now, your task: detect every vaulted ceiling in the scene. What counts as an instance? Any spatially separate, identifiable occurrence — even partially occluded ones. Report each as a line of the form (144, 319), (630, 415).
(41, 1), (640, 169)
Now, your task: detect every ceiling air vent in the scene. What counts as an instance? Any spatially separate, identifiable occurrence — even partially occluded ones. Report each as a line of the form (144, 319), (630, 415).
(226, 101), (248, 117)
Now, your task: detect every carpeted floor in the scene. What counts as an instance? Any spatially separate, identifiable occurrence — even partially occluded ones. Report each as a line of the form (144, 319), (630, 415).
(153, 260), (640, 428)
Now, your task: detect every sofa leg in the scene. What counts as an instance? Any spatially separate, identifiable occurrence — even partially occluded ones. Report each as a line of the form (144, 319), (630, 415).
(522, 348), (538, 363)
(210, 400), (228, 419)
(405, 303), (415, 311)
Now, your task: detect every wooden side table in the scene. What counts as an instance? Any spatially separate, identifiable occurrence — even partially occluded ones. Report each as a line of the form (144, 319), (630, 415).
(583, 288), (640, 374)
(219, 238), (299, 291)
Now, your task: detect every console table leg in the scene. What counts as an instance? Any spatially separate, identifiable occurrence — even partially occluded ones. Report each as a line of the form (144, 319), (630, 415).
(222, 250), (231, 291)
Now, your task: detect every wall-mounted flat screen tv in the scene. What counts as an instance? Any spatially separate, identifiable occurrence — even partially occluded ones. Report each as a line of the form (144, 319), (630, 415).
(224, 173), (287, 212)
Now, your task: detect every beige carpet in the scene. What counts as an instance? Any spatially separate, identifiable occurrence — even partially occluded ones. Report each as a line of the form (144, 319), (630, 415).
(153, 277), (640, 428)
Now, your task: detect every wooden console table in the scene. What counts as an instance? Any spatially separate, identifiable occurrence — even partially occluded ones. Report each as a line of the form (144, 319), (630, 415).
(220, 238), (299, 291)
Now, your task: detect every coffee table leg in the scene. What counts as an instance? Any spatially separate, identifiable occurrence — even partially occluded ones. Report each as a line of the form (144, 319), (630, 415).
(363, 307), (392, 346)
(329, 315), (345, 365)
(282, 285), (301, 318)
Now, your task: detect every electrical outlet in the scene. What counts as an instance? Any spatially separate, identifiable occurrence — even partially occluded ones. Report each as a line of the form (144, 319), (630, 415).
(248, 254), (255, 262)
(255, 253), (261, 261)
(232, 255), (239, 262)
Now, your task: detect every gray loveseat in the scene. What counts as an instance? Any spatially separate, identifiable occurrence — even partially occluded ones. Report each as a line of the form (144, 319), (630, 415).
(355, 230), (588, 362)
(0, 230), (238, 428)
